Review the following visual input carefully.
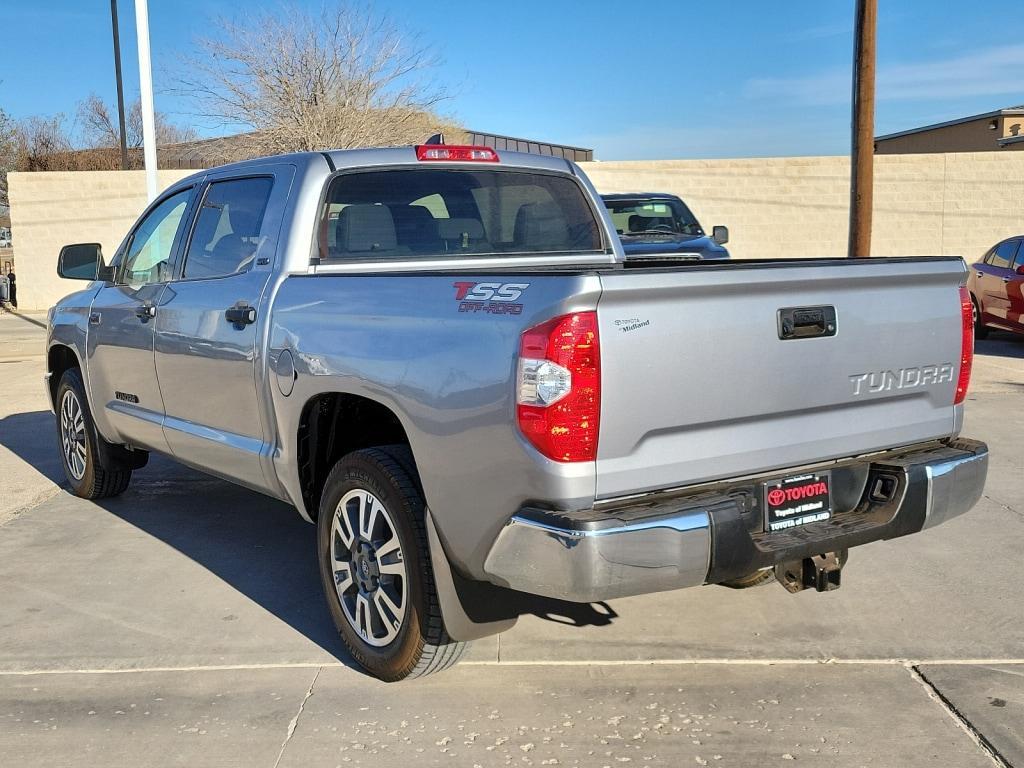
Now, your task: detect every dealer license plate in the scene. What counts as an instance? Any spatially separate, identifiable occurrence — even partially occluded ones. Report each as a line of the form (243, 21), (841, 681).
(763, 472), (832, 532)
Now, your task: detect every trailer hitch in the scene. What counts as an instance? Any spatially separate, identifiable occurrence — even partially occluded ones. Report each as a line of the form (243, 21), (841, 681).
(775, 550), (847, 593)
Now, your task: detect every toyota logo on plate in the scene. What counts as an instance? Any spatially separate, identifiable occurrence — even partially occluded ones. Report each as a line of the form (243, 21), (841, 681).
(767, 488), (787, 507)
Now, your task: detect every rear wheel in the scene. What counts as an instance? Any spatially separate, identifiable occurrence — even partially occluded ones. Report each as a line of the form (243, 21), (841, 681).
(55, 368), (133, 499)
(316, 446), (467, 681)
(972, 296), (989, 340)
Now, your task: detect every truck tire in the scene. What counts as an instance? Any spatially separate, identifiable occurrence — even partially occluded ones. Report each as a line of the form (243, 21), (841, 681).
(317, 446), (468, 681)
(55, 368), (133, 499)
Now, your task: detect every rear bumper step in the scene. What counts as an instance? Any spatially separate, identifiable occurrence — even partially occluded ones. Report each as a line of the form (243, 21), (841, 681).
(483, 439), (988, 602)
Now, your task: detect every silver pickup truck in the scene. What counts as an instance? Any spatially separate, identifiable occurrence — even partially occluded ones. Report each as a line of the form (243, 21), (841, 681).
(47, 144), (988, 681)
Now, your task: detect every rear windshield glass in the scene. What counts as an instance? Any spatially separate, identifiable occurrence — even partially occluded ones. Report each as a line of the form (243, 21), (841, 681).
(317, 168), (604, 263)
(605, 198), (703, 237)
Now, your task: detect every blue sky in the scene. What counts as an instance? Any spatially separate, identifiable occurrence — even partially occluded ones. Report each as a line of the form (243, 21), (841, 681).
(2, 0), (1022, 160)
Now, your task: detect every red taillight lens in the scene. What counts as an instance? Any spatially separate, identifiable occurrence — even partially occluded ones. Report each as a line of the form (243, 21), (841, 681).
(415, 145), (499, 162)
(516, 312), (601, 462)
(955, 285), (973, 405)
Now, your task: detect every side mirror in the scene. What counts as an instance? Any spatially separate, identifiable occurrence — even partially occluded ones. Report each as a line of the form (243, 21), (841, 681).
(58, 243), (111, 281)
(1017, 264), (1024, 276)
(712, 225), (729, 245)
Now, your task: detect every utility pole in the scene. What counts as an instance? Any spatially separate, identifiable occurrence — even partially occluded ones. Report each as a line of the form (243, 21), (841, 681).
(110, 0), (129, 170)
(134, 0), (158, 201)
(848, 0), (877, 258)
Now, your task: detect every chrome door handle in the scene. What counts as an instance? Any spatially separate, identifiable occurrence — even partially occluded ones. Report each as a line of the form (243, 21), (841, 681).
(975, 272), (985, 279)
(1002, 277), (1012, 283)
(88, 312), (102, 325)
(135, 305), (156, 321)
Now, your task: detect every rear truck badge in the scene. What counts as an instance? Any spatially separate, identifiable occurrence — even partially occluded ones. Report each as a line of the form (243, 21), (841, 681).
(453, 281), (529, 315)
(849, 364), (955, 396)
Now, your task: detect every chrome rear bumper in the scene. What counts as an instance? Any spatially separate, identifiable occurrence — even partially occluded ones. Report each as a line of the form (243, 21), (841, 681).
(483, 439), (988, 602)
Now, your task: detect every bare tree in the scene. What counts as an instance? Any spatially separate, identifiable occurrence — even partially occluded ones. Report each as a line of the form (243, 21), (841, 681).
(14, 114), (77, 171)
(77, 93), (197, 150)
(177, 2), (460, 156)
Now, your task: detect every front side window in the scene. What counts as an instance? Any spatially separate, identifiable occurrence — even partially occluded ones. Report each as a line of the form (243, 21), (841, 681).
(987, 240), (1019, 269)
(182, 177), (274, 280)
(318, 168), (603, 263)
(120, 189), (191, 287)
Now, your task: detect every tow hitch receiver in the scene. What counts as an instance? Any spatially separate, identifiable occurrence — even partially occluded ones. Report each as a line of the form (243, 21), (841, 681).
(775, 551), (846, 593)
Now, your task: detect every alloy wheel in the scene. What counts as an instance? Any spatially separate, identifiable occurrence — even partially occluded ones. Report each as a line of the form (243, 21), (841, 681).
(329, 488), (408, 647)
(60, 388), (87, 481)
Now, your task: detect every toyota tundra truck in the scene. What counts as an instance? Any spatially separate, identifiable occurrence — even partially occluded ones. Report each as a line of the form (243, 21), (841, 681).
(47, 144), (988, 681)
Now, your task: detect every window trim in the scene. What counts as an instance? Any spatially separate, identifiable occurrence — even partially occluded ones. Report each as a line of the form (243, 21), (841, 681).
(309, 164), (615, 272)
(114, 185), (196, 287)
(175, 173), (276, 284)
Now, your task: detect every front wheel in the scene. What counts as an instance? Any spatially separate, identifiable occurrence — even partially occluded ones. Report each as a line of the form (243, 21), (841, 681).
(316, 446), (468, 681)
(55, 368), (133, 499)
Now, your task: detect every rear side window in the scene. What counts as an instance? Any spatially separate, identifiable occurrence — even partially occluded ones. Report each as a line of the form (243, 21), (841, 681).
(317, 168), (603, 263)
(986, 240), (1019, 269)
(182, 177), (273, 280)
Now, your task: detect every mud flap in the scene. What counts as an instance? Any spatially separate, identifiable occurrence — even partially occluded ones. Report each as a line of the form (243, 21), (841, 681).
(425, 510), (518, 642)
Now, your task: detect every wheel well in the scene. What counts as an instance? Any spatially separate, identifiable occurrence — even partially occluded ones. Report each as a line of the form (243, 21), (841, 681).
(296, 393), (411, 518)
(47, 345), (80, 407)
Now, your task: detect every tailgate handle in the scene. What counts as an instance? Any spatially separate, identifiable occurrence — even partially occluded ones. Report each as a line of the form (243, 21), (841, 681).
(778, 306), (837, 340)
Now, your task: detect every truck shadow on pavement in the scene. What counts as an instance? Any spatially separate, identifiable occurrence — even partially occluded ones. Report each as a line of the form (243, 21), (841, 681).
(0, 411), (619, 670)
(0, 410), (66, 487)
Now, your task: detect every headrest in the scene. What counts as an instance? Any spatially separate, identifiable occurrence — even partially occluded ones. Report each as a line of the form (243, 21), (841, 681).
(335, 204), (397, 253)
(628, 214), (650, 232)
(228, 204), (263, 237)
(514, 202), (568, 248)
(437, 218), (485, 241)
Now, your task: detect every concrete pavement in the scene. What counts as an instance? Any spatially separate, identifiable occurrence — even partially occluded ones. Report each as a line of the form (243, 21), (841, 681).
(0, 309), (1021, 766)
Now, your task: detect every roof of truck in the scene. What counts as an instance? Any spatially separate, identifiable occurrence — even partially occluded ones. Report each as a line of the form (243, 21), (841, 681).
(171, 146), (578, 187)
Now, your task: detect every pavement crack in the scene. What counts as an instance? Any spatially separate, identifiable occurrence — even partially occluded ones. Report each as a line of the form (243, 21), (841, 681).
(907, 664), (1011, 768)
(984, 494), (1023, 520)
(272, 665), (321, 768)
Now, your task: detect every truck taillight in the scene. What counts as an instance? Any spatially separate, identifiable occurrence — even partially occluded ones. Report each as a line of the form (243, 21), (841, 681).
(516, 312), (601, 462)
(955, 285), (973, 405)
(415, 145), (499, 162)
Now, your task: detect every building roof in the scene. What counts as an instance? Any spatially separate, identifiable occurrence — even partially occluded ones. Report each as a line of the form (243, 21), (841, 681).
(876, 105), (1024, 142)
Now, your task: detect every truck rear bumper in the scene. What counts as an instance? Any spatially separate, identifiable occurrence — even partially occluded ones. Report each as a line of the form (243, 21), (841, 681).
(483, 438), (988, 602)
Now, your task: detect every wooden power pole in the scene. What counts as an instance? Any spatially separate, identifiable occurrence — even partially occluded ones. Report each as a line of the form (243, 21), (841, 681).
(848, 0), (877, 258)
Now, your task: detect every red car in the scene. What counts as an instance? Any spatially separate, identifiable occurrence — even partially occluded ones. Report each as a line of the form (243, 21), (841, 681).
(967, 236), (1024, 338)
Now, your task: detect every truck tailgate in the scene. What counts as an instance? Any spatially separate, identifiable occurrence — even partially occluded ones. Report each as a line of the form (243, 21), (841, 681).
(595, 258), (967, 499)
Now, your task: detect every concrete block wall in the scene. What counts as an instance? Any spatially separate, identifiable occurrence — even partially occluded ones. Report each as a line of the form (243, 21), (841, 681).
(579, 152), (1024, 262)
(7, 152), (1024, 309)
(7, 170), (194, 310)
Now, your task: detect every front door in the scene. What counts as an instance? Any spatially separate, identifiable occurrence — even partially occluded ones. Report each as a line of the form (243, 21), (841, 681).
(1008, 242), (1024, 331)
(155, 168), (291, 492)
(87, 186), (195, 451)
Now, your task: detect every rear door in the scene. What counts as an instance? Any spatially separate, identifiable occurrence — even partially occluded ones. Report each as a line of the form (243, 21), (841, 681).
(154, 165), (293, 492)
(87, 186), (195, 451)
(594, 258), (967, 499)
